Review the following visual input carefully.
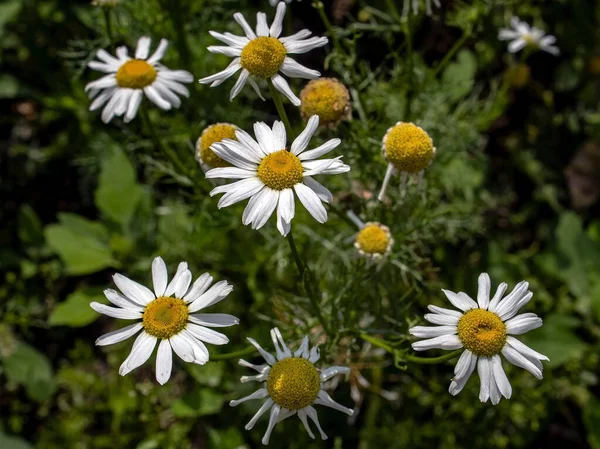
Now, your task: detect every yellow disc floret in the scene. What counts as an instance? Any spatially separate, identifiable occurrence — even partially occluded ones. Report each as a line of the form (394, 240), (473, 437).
(240, 37), (286, 79)
(197, 123), (237, 168)
(355, 223), (392, 255)
(115, 60), (157, 89)
(457, 309), (507, 357)
(267, 357), (321, 410)
(257, 150), (304, 190)
(300, 78), (351, 127)
(383, 122), (435, 173)
(142, 297), (189, 339)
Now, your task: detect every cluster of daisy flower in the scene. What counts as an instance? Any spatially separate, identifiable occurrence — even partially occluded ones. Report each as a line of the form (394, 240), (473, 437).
(84, 1), (560, 443)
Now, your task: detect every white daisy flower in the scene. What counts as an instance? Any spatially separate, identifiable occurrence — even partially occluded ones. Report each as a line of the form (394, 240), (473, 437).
(199, 2), (328, 106)
(205, 115), (350, 236)
(409, 273), (549, 405)
(90, 257), (238, 384)
(347, 211), (394, 263)
(377, 122), (436, 201)
(402, 0), (441, 17)
(85, 37), (194, 124)
(498, 17), (559, 56)
(231, 328), (353, 444)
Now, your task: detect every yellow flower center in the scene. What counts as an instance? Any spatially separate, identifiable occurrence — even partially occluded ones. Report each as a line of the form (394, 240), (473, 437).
(267, 357), (321, 410)
(457, 309), (507, 357)
(197, 123), (237, 168)
(115, 59), (157, 89)
(300, 78), (351, 126)
(355, 223), (391, 255)
(240, 37), (286, 79)
(257, 150), (304, 190)
(383, 122), (434, 173)
(142, 297), (189, 339)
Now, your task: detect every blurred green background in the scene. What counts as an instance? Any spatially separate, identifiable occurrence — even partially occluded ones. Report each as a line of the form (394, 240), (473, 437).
(1, 0), (600, 448)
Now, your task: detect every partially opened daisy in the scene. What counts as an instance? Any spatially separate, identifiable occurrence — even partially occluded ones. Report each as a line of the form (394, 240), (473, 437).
(199, 2), (327, 106)
(206, 115), (350, 236)
(409, 273), (549, 405)
(231, 328), (353, 444)
(377, 122), (435, 201)
(90, 257), (238, 384)
(498, 17), (559, 56)
(86, 37), (194, 123)
(347, 211), (394, 263)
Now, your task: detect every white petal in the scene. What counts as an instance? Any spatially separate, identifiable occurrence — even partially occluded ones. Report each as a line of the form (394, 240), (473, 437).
(272, 121), (287, 151)
(181, 330), (211, 363)
(409, 325), (457, 338)
(205, 166), (256, 179)
(508, 38), (527, 53)
(169, 332), (195, 363)
(90, 302), (143, 320)
(505, 336), (549, 362)
(156, 339), (173, 384)
(230, 388), (269, 407)
(500, 291), (533, 321)
(314, 390), (353, 415)
(153, 81), (182, 108)
(242, 187), (278, 229)
(261, 405), (281, 444)
(88, 60), (118, 73)
(294, 336), (310, 358)
(164, 262), (190, 297)
(449, 351), (477, 396)
(309, 345), (320, 363)
(297, 409), (316, 439)
(294, 183), (327, 223)
(230, 69), (249, 100)
(214, 178), (265, 209)
(491, 354), (512, 399)
(427, 304), (463, 317)
(199, 59), (242, 85)
(123, 89), (142, 123)
(208, 30), (248, 48)
(256, 12), (269, 37)
(254, 121), (277, 154)
(269, 2), (286, 38)
(299, 138), (341, 161)
(233, 12), (257, 40)
(158, 69), (193, 83)
(411, 334), (463, 351)
(135, 36), (151, 59)
(477, 273), (491, 309)
(250, 400), (275, 434)
(320, 366), (350, 382)
(85, 74), (117, 92)
(89, 87), (116, 111)
(271, 74), (300, 106)
(277, 188), (295, 223)
(151, 257), (168, 297)
(187, 280), (233, 312)
(501, 345), (543, 379)
(238, 359), (270, 373)
(247, 337), (277, 365)
(442, 289), (477, 312)
(453, 349), (474, 378)
(207, 45), (242, 57)
(279, 29), (312, 43)
(188, 313), (239, 327)
(235, 128), (267, 158)
(283, 37), (328, 54)
(423, 313), (460, 326)
(144, 85), (172, 110)
(147, 38), (169, 64)
(280, 57), (320, 79)
(477, 357), (492, 403)
(487, 282), (508, 313)
(494, 281), (529, 319)
(291, 115), (319, 155)
(212, 139), (260, 168)
(183, 273), (213, 303)
(504, 313), (543, 335)
(96, 48), (120, 65)
(115, 45), (129, 61)
(301, 177), (332, 203)
(103, 289), (143, 311)
(304, 406), (328, 440)
(270, 327), (292, 360)
(186, 323), (229, 345)
(119, 332), (157, 376)
(95, 322), (143, 346)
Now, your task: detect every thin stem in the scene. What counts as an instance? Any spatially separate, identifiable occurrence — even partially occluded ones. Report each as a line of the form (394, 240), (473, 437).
(103, 8), (114, 52)
(140, 107), (191, 179)
(432, 29), (472, 78)
(286, 231), (331, 335)
(314, 1), (341, 53)
(267, 79), (293, 137)
(360, 333), (462, 364)
(402, 15), (414, 121)
(210, 346), (257, 361)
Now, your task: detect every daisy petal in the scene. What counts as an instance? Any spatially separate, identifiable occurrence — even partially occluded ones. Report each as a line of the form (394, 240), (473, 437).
(155, 338), (173, 385)
(95, 322), (143, 346)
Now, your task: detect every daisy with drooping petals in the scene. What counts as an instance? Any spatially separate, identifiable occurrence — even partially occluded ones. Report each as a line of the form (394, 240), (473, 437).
(85, 37), (194, 124)
(347, 211), (394, 263)
(90, 257), (238, 384)
(377, 122), (436, 201)
(409, 273), (549, 405)
(199, 2), (327, 106)
(196, 123), (239, 172)
(231, 328), (353, 444)
(205, 115), (350, 236)
(498, 17), (559, 56)
(300, 78), (352, 129)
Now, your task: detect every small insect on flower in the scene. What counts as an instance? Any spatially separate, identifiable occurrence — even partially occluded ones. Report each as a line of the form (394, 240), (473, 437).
(231, 328), (353, 444)
(196, 123), (239, 172)
(300, 78), (352, 128)
(199, 2), (328, 106)
(85, 37), (193, 124)
(498, 17), (559, 56)
(377, 122), (436, 201)
(205, 115), (350, 236)
(408, 273), (549, 405)
(90, 257), (239, 384)
(347, 211), (394, 263)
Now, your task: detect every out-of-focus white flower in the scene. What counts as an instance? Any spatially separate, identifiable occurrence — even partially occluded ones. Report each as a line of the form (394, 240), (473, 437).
(498, 17), (559, 56)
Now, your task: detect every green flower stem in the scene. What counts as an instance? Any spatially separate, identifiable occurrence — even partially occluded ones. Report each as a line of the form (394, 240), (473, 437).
(140, 107), (191, 180)
(314, 1), (341, 53)
(360, 333), (462, 364)
(402, 15), (414, 121)
(432, 29), (472, 78)
(103, 8), (114, 52)
(267, 78), (293, 137)
(286, 231), (331, 335)
(210, 346), (257, 361)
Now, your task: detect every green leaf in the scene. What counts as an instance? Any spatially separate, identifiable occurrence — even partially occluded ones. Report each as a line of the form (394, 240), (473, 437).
(171, 388), (224, 418)
(44, 213), (115, 275)
(208, 427), (248, 449)
(521, 314), (588, 368)
(583, 395), (600, 449)
(441, 49), (476, 102)
(48, 288), (107, 327)
(0, 433), (34, 449)
(95, 148), (144, 225)
(0, 0), (22, 39)
(2, 341), (56, 402)
(17, 204), (43, 245)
